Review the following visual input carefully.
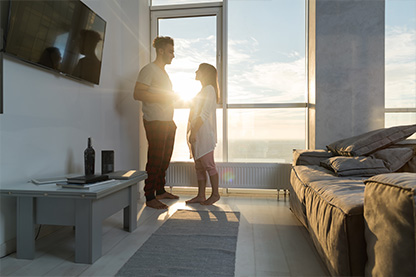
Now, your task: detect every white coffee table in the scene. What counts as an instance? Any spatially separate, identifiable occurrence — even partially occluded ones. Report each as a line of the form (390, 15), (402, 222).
(0, 172), (147, 264)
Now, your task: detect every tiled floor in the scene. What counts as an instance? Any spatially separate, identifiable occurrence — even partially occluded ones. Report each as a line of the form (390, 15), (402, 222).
(0, 191), (329, 276)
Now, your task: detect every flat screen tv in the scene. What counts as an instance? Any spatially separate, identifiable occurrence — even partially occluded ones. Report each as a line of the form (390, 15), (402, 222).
(4, 0), (106, 85)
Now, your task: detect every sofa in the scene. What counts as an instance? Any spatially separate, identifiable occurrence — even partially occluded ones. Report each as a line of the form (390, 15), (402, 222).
(289, 124), (416, 276)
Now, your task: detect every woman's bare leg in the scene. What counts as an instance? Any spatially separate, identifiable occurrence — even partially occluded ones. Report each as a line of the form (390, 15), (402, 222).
(202, 173), (220, 205)
(186, 179), (207, 204)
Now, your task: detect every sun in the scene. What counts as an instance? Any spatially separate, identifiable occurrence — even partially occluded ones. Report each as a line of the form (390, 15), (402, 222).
(170, 72), (200, 102)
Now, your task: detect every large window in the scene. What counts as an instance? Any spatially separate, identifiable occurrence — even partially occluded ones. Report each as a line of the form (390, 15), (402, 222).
(151, 0), (307, 163)
(385, 0), (416, 137)
(227, 0), (306, 104)
(227, 0), (306, 162)
(151, 4), (223, 162)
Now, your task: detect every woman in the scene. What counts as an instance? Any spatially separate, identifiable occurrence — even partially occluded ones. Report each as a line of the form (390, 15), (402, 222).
(186, 63), (220, 205)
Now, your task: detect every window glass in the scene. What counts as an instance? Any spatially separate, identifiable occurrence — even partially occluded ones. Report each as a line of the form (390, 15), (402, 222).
(385, 0), (416, 109)
(152, 0), (221, 6)
(385, 113), (416, 139)
(171, 109), (223, 161)
(228, 108), (306, 163)
(159, 16), (216, 101)
(158, 16), (222, 161)
(228, 0), (306, 104)
(155, 0), (307, 163)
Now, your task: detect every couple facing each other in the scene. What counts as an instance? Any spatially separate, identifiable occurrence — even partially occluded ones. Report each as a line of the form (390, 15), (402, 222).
(133, 36), (220, 210)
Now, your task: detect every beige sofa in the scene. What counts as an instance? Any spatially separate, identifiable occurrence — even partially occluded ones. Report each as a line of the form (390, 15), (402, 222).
(364, 173), (416, 276)
(290, 124), (416, 276)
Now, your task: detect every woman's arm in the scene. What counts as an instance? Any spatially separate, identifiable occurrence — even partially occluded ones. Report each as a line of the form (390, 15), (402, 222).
(189, 117), (203, 143)
(189, 87), (217, 143)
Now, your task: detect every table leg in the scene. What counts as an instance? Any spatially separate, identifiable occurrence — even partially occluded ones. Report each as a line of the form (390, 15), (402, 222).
(16, 197), (35, 259)
(75, 199), (101, 264)
(123, 183), (137, 232)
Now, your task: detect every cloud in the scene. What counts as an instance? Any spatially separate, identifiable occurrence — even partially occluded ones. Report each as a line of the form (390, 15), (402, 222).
(228, 38), (259, 65)
(165, 36), (217, 98)
(228, 38), (306, 103)
(385, 26), (416, 108)
(385, 26), (416, 63)
(168, 36), (307, 104)
(168, 35), (307, 140)
(170, 36), (216, 71)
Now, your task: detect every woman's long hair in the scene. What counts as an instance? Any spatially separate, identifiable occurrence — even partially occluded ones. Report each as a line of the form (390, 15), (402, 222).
(199, 63), (220, 104)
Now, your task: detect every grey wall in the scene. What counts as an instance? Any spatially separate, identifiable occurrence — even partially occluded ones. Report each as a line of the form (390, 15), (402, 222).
(308, 0), (385, 149)
(0, 0), (150, 257)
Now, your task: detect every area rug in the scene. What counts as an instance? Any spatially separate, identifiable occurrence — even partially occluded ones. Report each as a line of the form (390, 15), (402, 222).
(116, 209), (240, 277)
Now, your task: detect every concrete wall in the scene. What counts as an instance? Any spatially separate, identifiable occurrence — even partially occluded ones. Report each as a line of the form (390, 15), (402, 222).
(308, 0), (385, 149)
(0, 0), (150, 257)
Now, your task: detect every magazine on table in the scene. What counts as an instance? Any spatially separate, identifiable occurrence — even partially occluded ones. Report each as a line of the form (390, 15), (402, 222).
(56, 179), (119, 190)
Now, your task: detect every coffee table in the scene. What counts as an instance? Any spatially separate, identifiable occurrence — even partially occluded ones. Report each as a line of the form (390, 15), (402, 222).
(0, 172), (147, 264)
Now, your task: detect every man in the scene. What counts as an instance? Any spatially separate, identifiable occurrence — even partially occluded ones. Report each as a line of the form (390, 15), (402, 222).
(134, 36), (179, 209)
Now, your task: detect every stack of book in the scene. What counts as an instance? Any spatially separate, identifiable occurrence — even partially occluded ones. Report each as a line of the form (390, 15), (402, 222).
(52, 170), (144, 189)
(57, 174), (114, 189)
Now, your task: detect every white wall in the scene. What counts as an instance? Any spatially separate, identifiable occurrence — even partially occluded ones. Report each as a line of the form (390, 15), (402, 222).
(0, 0), (150, 256)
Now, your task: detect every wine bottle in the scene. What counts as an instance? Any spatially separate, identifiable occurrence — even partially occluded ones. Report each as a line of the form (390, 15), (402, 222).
(84, 137), (95, 176)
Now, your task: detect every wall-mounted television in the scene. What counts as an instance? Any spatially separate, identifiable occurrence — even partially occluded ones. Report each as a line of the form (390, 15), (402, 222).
(3, 0), (106, 85)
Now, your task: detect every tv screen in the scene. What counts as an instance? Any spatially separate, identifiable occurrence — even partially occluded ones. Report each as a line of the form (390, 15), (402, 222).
(4, 0), (106, 85)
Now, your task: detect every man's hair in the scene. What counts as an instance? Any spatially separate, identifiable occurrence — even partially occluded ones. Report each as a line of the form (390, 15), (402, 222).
(153, 36), (174, 50)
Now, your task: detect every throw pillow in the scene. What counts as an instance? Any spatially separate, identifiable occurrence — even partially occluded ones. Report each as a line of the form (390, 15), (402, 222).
(397, 156), (416, 173)
(321, 156), (390, 177)
(292, 149), (334, 166)
(370, 147), (414, 172)
(326, 124), (416, 156)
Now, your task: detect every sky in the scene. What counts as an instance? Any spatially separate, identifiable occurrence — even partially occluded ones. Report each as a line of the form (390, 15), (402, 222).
(153, 0), (416, 160)
(385, 0), (416, 109)
(154, 0), (415, 107)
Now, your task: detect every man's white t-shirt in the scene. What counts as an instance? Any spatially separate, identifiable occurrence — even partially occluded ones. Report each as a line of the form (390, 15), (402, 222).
(136, 63), (174, 121)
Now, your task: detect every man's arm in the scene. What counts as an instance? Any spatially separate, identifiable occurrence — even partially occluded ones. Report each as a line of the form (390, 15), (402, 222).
(133, 82), (178, 103)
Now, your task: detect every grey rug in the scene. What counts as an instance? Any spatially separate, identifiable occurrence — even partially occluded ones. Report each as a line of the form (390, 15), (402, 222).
(116, 209), (240, 277)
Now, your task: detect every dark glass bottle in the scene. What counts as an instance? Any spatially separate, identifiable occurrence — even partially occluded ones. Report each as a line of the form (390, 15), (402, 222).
(84, 137), (95, 176)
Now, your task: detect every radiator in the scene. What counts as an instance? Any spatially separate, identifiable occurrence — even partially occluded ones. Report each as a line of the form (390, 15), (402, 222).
(165, 162), (292, 190)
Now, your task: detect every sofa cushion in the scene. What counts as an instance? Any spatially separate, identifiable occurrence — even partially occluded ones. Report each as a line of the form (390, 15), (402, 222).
(321, 156), (390, 177)
(370, 147), (414, 172)
(326, 124), (416, 156)
(292, 149), (334, 166)
(294, 166), (366, 276)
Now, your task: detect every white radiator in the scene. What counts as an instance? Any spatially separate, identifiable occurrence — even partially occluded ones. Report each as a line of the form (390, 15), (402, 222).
(165, 162), (292, 190)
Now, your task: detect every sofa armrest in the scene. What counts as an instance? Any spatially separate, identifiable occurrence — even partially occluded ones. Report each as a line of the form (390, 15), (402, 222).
(364, 173), (416, 276)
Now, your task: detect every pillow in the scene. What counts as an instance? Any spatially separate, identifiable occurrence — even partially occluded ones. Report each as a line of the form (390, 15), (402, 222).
(326, 124), (416, 156)
(370, 147), (414, 172)
(292, 149), (334, 166)
(397, 156), (416, 173)
(320, 156), (390, 177)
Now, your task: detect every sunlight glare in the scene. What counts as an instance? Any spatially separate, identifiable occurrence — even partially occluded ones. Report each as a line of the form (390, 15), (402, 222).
(170, 72), (201, 102)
